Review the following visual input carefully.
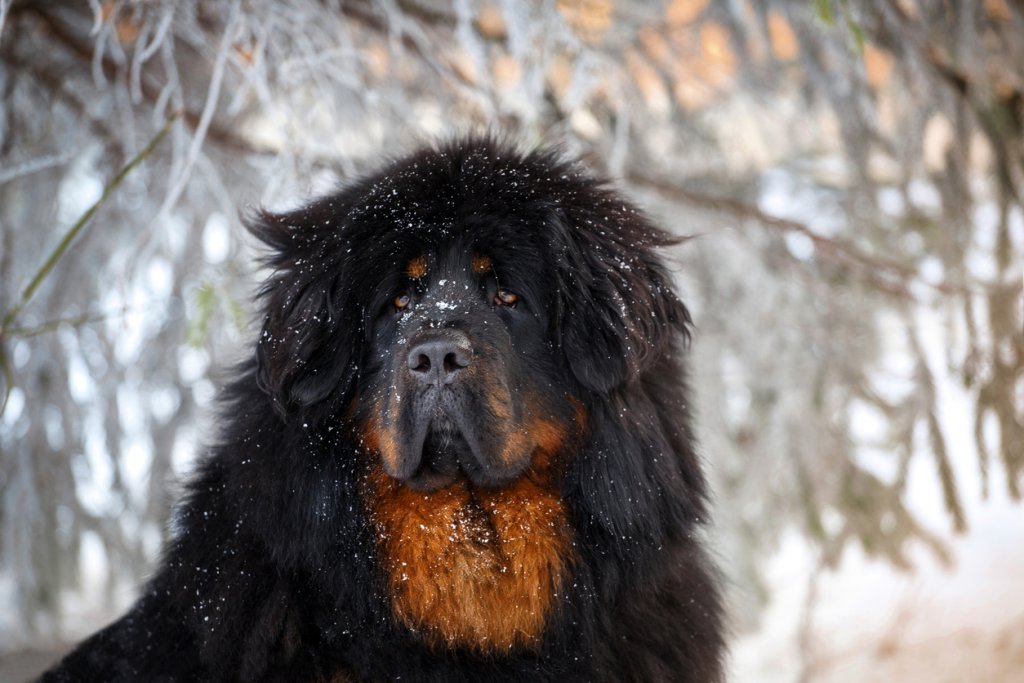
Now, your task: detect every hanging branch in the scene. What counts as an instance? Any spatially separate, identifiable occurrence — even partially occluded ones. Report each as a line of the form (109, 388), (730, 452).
(627, 170), (970, 298)
(20, 6), (256, 154)
(0, 112), (179, 413)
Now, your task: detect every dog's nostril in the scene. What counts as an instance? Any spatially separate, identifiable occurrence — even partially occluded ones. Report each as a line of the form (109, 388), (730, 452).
(442, 351), (469, 374)
(411, 353), (432, 373)
(407, 338), (471, 384)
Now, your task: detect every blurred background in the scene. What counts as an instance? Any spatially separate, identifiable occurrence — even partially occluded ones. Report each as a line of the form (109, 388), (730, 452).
(0, 0), (1022, 680)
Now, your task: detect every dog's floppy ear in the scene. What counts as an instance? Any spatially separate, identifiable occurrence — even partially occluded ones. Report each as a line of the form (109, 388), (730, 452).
(553, 201), (691, 394)
(248, 208), (359, 418)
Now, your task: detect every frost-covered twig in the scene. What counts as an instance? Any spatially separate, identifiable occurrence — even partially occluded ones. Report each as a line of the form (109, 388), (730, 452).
(629, 170), (968, 298)
(0, 153), (74, 186)
(156, 0), (240, 222)
(0, 0), (11, 44)
(0, 112), (179, 337)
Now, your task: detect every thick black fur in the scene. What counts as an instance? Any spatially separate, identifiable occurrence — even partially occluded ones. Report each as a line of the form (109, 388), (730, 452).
(41, 138), (725, 682)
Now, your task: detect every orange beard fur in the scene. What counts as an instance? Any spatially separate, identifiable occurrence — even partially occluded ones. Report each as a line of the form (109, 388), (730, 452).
(361, 407), (582, 652)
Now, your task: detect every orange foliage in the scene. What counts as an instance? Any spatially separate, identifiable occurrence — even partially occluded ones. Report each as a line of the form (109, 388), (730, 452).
(557, 0), (614, 43)
(626, 50), (671, 115)
(493, 54), (522, 90)
(666, 0), (709, 27)
(477, 5), (508, 40)
(864, 44), (895, 89)
(768, 12), (799, 62)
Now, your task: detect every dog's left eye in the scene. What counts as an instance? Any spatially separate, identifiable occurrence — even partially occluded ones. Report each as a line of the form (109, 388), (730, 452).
(394, 293), (412, 310)
(494, 289), (518, 307)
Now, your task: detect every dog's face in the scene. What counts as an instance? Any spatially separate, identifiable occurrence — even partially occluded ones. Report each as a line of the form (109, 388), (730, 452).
(355, 244), (576, 492)
(253, 142), (687, 440)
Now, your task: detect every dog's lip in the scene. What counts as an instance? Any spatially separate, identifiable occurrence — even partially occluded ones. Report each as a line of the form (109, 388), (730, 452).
(393, 384), (523, 490)
(394, 405), (468, 492)
(414, 388), (461, 435)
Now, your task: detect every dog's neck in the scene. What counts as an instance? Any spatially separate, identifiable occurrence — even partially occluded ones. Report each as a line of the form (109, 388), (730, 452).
(364, 465), (573, 652)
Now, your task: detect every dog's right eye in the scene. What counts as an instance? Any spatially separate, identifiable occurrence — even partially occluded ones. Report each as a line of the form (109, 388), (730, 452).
(494, 288), (518, 307)
(394, 293), (412, 311)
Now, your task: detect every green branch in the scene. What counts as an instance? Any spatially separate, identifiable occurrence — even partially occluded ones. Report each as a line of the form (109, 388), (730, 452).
(0, 112), (179, 334)
(4, 311), (110, 338)
(0, 112), (179, 415)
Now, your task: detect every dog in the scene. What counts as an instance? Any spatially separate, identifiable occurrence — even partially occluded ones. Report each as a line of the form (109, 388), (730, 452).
(42, 138), (725, 682)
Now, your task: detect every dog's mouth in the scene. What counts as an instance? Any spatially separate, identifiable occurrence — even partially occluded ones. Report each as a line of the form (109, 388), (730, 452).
(370, 375), (537, 493)
(394, 384), (528, 492)
(404, 415), (470, 492)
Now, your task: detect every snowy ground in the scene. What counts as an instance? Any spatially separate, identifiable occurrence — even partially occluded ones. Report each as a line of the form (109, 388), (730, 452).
(730, 490), (1024, 682)
(731, 307), (1024, 682)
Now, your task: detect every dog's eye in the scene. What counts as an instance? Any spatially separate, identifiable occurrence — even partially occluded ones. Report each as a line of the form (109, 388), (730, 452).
(494, 289), (518, 307)
(394, 293), (412, 310)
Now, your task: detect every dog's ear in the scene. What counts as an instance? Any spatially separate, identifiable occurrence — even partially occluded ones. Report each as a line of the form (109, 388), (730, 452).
(553, 201), (690, 394)
(248, 209), (359, 418)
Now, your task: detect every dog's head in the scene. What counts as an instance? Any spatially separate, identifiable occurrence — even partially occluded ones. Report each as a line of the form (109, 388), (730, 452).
(251, 139), (688, 492)
(247, 138), (696, 651)
(255, 220), (570, 495)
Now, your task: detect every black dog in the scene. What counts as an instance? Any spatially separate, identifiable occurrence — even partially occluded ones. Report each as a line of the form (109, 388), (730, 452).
(42, 138), (725, 682)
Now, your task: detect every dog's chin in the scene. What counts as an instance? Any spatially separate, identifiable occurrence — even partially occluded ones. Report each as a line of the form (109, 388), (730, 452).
(401, 424), (468, 492)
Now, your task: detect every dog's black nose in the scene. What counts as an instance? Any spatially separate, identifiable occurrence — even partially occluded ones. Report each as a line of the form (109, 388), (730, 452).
(407, 338), (471, 385)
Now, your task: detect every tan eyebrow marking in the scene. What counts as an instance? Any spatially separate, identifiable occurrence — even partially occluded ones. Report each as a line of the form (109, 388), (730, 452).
(406, 255), (428, 279)
(471, 254), (492, 274)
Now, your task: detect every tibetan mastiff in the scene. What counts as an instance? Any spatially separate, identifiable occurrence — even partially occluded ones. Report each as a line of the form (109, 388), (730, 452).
(42, 139), (725, 682)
